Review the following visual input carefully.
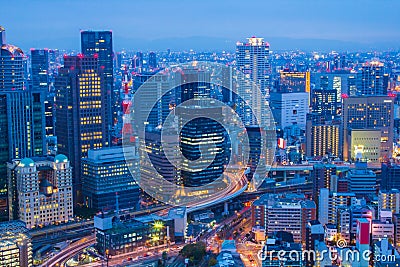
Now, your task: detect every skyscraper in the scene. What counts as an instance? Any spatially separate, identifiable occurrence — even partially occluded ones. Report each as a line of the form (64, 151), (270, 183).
(342, 96), (394, 161)
(55, 55), (109, 204)
(81, 30), (113, 143)
(0, 27), (46, 220)
(132, 52), (143, 73)
(0, 27), (25, 92)
(270, 92), (309, 130)
(236, 37), (271, 97)
(357, 61), (386, 96)
(276, 71), (310, 93)
(306, 116), (340, 158)
(236, 37), (271, 125)
(30, 49), (49, 91)
(30, 48), (56, 155)
(311, 89), (337, 119)
(148, 52), (157, 70)
(177, 104), (227, 187)
(348, 161), (376, 197)
(82, 146), (140, 211)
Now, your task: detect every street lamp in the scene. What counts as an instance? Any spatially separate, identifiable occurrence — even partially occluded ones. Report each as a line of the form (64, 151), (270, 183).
(105, 249), (110, 267)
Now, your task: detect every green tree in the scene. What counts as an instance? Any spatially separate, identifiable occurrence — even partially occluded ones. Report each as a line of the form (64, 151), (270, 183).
(180, 242), (206, 264)
(208, 257), (218, 267)
(162, 251), (168, 266)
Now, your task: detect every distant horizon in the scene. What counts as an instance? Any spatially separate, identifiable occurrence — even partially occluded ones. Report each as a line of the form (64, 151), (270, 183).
(3, 32), (400, 53)
(1, 0), (400, 52)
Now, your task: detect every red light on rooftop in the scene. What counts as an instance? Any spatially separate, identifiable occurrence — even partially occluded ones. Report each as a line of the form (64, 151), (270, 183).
(341, 93), (349, 99)
(100, 65), (105, 69)
(77, 53), (84, 59)
(388, 92), (396, 97)
(93, 53), (99, 59)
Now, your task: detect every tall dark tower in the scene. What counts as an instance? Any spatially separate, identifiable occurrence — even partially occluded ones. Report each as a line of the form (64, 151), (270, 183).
(30, 49), (49, 92)
(177, 104), (227, 187)
(357, 61), (386, 96)
(81, 30), (113, 144)
(0, 26), (46, 220)
(148, 52), (157, 70)
(55, 55), (109, 204)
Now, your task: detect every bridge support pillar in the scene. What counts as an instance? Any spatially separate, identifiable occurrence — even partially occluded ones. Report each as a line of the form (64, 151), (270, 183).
(223, 202), (229, 215)
(283, 170), (287, 182)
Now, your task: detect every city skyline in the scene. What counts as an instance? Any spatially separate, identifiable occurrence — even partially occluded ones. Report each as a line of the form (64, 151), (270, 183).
(2, 1), (400, 265)
(1, 0), (400, 51)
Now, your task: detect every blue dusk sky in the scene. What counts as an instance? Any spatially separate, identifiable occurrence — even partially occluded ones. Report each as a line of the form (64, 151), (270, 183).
(1, 0), (399, 51)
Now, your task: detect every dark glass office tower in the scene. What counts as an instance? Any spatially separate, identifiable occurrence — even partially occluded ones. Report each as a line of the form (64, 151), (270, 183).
(55, 55), (109, 204)
(311, 88), (337, 119)
(30, 49), (49, 91)
(148, 52), (157, 70)
(0, 28), (46, 220)
(357, 61), (386, 96)
(177, 104), (227, 187)
(81, 31), (113, 144)
(0, 27), (46, 220)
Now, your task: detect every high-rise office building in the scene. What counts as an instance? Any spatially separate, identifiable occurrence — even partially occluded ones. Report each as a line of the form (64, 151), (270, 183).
(348, 162), (376, 197)
(311, 89), (337, 119)
(378, 189), (400, 214)
(221, 65), (235, 105)
(0, 26), (25, 92)
(7, 155), (73, 228)
(0, 221), (32, 267)
(133, 71), (179, 130)
(305, 220), (325, 267)
(333, 54), (347, 70)
(177, 104), (227, 187)
(0, 27), (46, 219)
(312, 71), (354, 103)
(148, 52), (157, 70)
(179, 68), (211, 103)
(81, 30), (113, 143)
(312, 163), (339, 205)
(251, 193), (316, 243)
(342, 96), (394, 161)
(236, 37), (271, 97)
(55, 55), (109, 204)
(236, 37), (271, 125)
(276, 71), (310, 93)
(381, 163), (400, 191)
(306, 116), (340, 158)
(350, 129), (381, 163)
(357, 61), (386, 96)
(132, 52), (143, 73)
(318, 188), (356, 226)
(30, 49), (56, 155)
(82, 146), (140, 211)
(30, 49), (49, 91)
(270, 92), (309, 130)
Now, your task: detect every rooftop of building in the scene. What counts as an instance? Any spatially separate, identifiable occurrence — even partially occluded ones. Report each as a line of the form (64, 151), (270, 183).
(168, 207), (186, 219)
(215, 251), (244, 267)
(104, 220), (146, 235)
(0, 221), (29, 238)
(14, 155), (69, 168)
